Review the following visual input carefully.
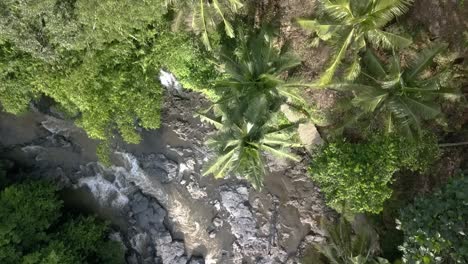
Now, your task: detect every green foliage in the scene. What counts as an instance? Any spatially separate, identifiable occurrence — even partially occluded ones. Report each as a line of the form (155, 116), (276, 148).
(201, 27), (305, 189)
(310, 136), (399, 214)
(0, 43), (42, 114)
(0, 0), (219, 149)
(0, 181), (62, 264)
(165, 0), (244, 50)
(0, 181), (123, 264)
(397, 175), (468, 264)
(326, 47), (462, 139)
(298, 0), (413, 85)
(303, 215), (390, 264)
(0, 160), (12, 189)
(153, 30), (220, 99)
(0, 37), (163, 143)
(0, 0), (166, 57)
(394, 133), (440, 172)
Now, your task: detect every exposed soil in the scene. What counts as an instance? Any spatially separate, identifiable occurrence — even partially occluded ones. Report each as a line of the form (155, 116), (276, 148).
(407, 0), (468, 55)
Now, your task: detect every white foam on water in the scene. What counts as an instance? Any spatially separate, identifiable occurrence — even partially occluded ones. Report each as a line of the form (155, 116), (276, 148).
(159, 69), (182, 92)
(78, 173), (129, 209)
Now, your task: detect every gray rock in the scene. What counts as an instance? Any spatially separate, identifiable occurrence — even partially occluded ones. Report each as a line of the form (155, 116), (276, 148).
(126, 253), (139, 264)
(140, 154), (180, 183)
(41, 115), (77, 137)
(131, 196), (149, 214)
(157, 241), (187, 264)
(189, 257), (205, 264)
(130, 233), (152, 259)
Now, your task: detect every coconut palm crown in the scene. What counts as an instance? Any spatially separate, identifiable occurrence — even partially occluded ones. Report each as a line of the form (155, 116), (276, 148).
(326, 45), (462, 139)
(199, 27), (305, 189)
(298, 0), (414, 85)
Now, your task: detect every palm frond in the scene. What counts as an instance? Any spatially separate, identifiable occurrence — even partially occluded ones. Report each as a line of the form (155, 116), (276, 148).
(261, 144), (301, 161)
(349, 0), (373, 17)
(196, 111), (223, 129)
(405, 43), (446, 80)
(362, 50), (386, 79)
(204, 27), (304, 189)
(353, 86), (388, 112)
(199, 0), (212, 50)
(297, 19), (348, 41)
(203, 146), (238, 178)
(165, 0), (244, 49)
(370, 0), (414, 27)
(388, 51), (402, 76)
(306, 0), (412, 83)
(324, 83), (375, 91)
(345, 56), (361, 81)
(401, 97), (441, 120)
(319, 28), (355, 85)
(313, 215), (387, 264)
(319, 0), (353, 21)
(272, 52), (302, 74)
(366, 29), (412, 49)
(263, 134), (301, 148)
(212, 0), (235, 38)
(387, 97), (422, 136)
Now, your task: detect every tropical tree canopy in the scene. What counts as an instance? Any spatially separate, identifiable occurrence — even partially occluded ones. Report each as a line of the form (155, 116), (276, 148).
(298, 0), (413, 85)
(325, 45), (461, 139)
(165, 0), (244, 50)
(0, 181), (124, 264)
(0, 0), (218, 148)
(200, 27), (305, 189)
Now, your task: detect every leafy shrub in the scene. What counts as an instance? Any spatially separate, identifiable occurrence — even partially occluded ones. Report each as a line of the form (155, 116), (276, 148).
(0, 181), (124, 264)
(395, 133), (440, 173)
(397, 175), (468, 264)
(310, 136), (399, 214)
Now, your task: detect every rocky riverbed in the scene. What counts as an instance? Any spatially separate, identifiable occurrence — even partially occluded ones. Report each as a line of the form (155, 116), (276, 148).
(0, 84), (332, 263)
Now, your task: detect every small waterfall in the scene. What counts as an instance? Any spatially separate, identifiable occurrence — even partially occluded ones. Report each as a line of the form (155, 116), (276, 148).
(78, 174), (129, 209)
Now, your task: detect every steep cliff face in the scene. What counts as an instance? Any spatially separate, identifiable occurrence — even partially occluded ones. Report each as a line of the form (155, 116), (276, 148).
(0, 88), (331, 264)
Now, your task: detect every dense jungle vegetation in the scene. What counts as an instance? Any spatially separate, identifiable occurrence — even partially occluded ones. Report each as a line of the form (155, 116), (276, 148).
(0, 0), (466, 263)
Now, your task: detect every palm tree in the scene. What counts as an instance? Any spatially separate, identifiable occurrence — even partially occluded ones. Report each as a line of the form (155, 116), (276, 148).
(298, 0), (413, 85)
(201, 106), (301, 189)
(164, 0), (244, 50)
(326, 45), (461, 139)
(304, 215), (390, 264)
(199, 27), (305, 189)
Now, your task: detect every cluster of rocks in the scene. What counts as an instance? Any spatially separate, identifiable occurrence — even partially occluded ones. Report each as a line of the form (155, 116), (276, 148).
(0, 82), (331, 263)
